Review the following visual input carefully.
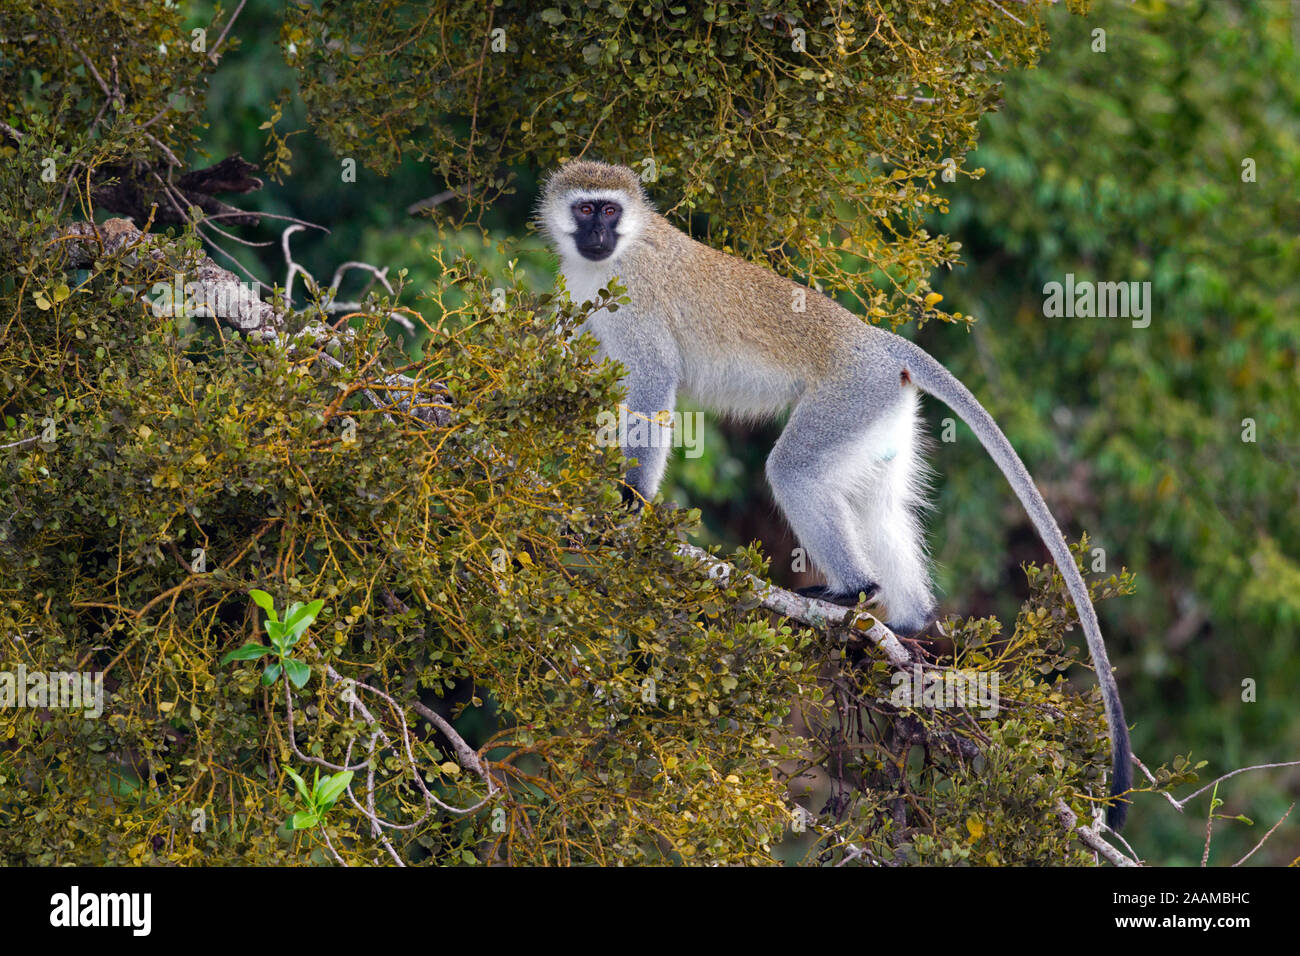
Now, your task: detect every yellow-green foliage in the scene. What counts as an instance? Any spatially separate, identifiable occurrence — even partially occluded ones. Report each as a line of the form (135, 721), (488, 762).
(282, 0), (1078, 322)
(0, 216), (1133, 864)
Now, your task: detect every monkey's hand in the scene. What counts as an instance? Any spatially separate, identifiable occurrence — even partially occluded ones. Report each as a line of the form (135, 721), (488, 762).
(558, 482), (643, 552)
(618, 480), (647, 512)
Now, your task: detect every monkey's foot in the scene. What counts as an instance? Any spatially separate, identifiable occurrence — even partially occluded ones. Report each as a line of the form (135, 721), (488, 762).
(796, 583), (880, 607)
(886, 613), (944, 640)
(894, 636), (931, 664)
(618, 480), (647, 512)
(896, 619), (947, 662)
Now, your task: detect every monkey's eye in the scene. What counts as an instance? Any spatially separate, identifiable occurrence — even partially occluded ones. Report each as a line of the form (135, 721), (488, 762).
(579, 203), (594, 216)
(603, 205), (617, 216)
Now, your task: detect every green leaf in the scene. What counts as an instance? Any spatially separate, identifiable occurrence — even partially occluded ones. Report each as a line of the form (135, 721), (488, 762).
(284, 658), (311, 689)
(261, 662), (282, 685)
(249, 589), (279, 623)
(283, 599), (324, 645)
(285, 766), (312, 803)
(220, 642), (269, 664)
(316, 770), (354, 810)
(290, 811), (319, 830)
(283, 619), (311, 646)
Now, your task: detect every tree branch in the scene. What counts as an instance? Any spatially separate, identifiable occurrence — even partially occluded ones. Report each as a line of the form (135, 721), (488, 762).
(56, 218), (448, 426)
(676, 542), (912, 667)
(1056, 800), (1139, 866)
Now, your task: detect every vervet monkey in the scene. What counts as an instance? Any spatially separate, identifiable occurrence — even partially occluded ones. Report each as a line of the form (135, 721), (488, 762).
(538, 160), (1131, 828)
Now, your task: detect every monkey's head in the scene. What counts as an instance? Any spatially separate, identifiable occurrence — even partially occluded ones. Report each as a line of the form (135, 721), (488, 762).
(538, 160), (651, 264)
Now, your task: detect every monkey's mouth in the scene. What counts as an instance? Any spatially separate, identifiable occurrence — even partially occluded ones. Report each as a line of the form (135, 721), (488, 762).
(576, 244), (615, 261)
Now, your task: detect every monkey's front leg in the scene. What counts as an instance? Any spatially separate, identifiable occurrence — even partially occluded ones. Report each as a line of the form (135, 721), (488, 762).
(616, 371), (678, 510)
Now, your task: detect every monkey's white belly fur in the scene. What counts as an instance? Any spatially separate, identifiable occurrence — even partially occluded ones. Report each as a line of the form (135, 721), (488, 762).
(680, 350), (804, 420)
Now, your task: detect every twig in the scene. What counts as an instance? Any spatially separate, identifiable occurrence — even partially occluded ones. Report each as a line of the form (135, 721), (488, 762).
(208, 0), (249, 64)
(281, 224), (315, 306)
(834, 845), (868, 866)
(52, 21), (112, 97)
(984, 0), (1027, 28)
(205, 209), (327, 231)
(1131, 753), (1183, 811)
(406, 188), (462, 216)
(319, 827), (349, 866)
(1232, 803), (1293, 867)
(1201, 781), (1219, 866)
(1174, 760), (1300, 811)
(330, 260), (394, 298)
(144, 133), (182, 169)
(276, 662), (498, 864)
(410, 700), (496, 787)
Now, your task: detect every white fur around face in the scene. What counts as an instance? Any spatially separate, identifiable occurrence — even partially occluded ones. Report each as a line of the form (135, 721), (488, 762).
(542, 188), (647, 305)
(558, 255), (617, 310)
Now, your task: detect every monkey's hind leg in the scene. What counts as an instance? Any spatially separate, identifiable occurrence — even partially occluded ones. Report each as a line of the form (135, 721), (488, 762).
(766, 388), (882, 604)
(845, 386), (938, 636)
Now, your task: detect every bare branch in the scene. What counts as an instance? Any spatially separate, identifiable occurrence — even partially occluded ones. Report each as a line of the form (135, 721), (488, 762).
(406, 188), (463, 217)
(1057, 800), (1139, 867)
(1132, 753), (1184, 811)
(676, 542), (913, 667)
(208, 0), (249, 65)
(281, 224), (315, 306)
(58, 218), (449, 426)
(983, 0), (1027, 28)
(1233, 803), (1293, 867)
(1173, 759), (1300, 811)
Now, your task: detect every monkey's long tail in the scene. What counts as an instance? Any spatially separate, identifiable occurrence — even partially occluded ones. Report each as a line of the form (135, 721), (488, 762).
(900, 339), (1132, 830)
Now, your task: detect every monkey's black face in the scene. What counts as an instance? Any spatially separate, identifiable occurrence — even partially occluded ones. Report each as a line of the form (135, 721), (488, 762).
(570, 200), (622, 261)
